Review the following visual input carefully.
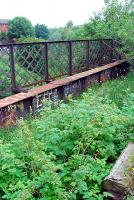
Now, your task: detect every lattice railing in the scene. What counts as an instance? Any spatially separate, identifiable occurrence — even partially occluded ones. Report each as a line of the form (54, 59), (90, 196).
(72, 41), (87, 73)
(14, 43), (45, 87)
(0, 46), (12, 98)
(48, 42), (68, 80)
(0, 39), (120, 98)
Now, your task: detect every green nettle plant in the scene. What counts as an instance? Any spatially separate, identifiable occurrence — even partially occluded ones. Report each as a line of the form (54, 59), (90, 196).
(0, 72), (134, 199)
(0, 121), (68, 200)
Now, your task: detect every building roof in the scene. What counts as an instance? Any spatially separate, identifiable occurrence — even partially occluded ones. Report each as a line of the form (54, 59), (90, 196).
(0, 19), (10, 24)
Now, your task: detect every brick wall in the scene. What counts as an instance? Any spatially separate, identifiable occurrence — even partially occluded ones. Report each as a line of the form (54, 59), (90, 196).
(0, 24), (8, 32)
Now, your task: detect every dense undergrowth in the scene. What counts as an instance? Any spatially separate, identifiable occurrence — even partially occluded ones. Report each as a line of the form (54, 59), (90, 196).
(0, 72), (134, 200)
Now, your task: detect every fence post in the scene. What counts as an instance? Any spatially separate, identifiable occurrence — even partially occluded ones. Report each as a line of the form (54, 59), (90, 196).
(68, 41), (72, 76)
(44, 42), (49, 82)
(86, 40), (89, 70)
(9, 44), (17, 92)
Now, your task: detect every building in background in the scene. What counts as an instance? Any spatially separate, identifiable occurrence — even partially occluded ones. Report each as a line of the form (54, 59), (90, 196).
(0, 19), (10, 32)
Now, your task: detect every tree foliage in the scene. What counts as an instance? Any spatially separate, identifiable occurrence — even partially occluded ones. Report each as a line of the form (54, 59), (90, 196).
(84, 0), (134, 61)
(65, 20), (73, 29)
(8, 17), (35, 39)
(48, 25), (85, 41)
(48, 0), (134, 63)
(35, 23), (49, 39)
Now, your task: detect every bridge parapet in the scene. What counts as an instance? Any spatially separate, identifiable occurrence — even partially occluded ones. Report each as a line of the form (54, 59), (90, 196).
(0, 39), (122, 99)
(0, 59), (129, 127)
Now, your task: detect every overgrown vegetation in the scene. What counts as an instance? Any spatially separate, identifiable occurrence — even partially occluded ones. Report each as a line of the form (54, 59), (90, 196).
(0, 0), (133, 199)
(0, 72), (134, 199)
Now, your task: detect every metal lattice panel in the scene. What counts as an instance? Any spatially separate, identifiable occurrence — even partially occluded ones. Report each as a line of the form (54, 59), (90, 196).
(48, 42), (68, 80)
(14, 44), (45, 87)
(88, 40), (101, 67)
(72, 41), (87, 73)
(102, 40), (113, 64)
(0, 46), (12, 98)
(112, 40), (122, 60)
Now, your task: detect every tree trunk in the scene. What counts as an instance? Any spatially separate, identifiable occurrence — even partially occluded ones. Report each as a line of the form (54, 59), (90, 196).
(104, 143), (134, 199)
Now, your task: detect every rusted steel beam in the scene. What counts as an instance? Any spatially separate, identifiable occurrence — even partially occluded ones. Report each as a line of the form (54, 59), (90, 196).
(0, 39), (113, 47)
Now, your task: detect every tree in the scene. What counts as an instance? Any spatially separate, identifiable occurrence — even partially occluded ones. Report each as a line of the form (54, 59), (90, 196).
(84, 0), (134, 61)
(104, 0), (110, 4)
(65, 20), (73, 29)
(8, 17), (34, 39)
(35, 24), (49, 39)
